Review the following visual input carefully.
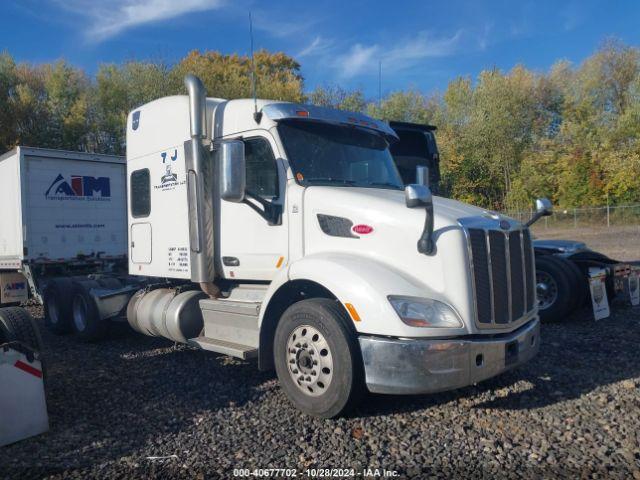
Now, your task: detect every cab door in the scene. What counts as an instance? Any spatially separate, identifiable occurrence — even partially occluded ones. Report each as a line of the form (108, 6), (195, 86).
(218, 131), (288, 281)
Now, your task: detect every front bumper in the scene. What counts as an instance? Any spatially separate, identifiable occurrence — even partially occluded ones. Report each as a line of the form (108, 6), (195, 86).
(358, 318), (540, 394)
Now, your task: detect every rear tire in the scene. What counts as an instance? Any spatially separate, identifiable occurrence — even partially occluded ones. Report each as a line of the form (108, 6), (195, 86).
(535, 256), (573, 322)
(71, 281), (107, 342)
(43, 278), (74, 334)
(274, 298), (364, 418)
(0, 306), (43, 352)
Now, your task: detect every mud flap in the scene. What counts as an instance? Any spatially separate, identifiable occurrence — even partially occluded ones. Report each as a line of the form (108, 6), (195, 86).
(589, 267), (610, 320)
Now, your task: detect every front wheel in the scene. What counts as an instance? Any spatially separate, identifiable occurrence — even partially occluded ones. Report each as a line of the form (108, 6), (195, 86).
(274, 298), (364, 418)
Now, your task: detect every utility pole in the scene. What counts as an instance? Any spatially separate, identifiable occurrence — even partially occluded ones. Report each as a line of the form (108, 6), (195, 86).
(378, 60), (382, 107)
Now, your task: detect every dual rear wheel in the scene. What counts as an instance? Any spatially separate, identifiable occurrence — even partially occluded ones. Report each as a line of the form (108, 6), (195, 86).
(43, 278), (115, 341)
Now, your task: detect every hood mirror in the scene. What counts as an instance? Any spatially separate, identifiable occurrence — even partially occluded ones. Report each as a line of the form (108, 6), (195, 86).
(405, 184), (432, 209)
(524, 197), (553, 227)
(405, 184), (435, 255)
(535, 198), (553, 216)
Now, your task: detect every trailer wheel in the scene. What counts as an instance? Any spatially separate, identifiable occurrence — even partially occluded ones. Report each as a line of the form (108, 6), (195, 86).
(535, 256), (573, 322)
(43, 278), (74, 334)
(0, 306), (43, 353)
(71, 282), (107, 342)
(273, 298), (364, 418)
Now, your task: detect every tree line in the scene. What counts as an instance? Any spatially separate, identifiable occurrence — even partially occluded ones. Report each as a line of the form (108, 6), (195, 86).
(1, 40), (639, 210)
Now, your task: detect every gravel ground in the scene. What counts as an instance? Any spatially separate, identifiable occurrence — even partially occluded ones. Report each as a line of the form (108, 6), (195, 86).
(1, 302), (639, 479)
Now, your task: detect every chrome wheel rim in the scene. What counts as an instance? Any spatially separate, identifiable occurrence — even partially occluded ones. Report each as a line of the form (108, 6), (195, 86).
(286, 325), (333, 397)
(536, 271), (558, 310)
(72, 296), (88, 332)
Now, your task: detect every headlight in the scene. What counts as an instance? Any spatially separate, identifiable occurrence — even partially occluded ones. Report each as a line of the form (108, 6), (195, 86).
(388, 296), (463, 328)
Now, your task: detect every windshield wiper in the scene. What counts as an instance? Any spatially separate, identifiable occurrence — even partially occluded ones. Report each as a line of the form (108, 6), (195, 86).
(366, 182), (404, 189)
(303, 177), (357, 185)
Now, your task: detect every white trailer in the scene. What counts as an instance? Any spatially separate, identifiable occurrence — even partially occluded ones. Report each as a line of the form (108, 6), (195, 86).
(26, 75), (543, 417)
(0, 147), (141, 338)
(0, 147), (127, 269)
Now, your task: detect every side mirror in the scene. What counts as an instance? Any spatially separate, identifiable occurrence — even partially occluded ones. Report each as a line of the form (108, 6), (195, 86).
(219, 140), (245, 202)
(524, 197), (553, 227)
(405, 184), (432, 208)
(405, 184), (435, 255)
(536, 198), (553, 216)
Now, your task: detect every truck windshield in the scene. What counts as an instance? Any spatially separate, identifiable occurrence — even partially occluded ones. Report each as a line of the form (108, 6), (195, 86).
(278, 120), (404, 190)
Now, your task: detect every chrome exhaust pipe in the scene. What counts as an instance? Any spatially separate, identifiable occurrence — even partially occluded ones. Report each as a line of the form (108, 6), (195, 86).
(184, 75), (219, 297)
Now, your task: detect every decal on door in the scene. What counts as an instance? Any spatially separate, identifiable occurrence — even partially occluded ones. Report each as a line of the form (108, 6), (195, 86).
(154, 149), (185, 192)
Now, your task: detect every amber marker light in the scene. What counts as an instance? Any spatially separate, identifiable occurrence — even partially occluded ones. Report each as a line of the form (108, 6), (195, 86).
(344, 303), (361, 322)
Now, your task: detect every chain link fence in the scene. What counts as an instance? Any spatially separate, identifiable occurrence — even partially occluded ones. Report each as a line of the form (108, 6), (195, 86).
(503, 204), (640, 260)
(505, 204), (640, 230)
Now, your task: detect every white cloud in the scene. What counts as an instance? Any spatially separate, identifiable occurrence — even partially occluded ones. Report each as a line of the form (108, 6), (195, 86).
(54, 0), (224, 42)
(250, 12), (317, 39)
(333, 30), (463, 79)
(296, 36), (331, 58)
(334, 43), (379, 79)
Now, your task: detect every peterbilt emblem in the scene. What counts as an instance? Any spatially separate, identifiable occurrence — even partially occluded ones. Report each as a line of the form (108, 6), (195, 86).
(499, 220), (510, 230)
(132, 111), (140, 131)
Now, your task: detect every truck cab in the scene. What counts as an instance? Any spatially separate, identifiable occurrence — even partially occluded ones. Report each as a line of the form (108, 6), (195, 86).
(124, 76), (540, 417)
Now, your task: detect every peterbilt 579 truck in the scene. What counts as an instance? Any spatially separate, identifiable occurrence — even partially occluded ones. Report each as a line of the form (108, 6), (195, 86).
(118, 75), (541, 417)
(2, 76), (542, 418)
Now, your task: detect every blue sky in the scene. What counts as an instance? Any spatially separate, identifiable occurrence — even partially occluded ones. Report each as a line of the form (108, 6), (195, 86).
(3, 0), (640, 98)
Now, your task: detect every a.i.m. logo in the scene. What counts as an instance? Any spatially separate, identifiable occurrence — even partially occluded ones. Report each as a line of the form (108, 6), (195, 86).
(45, 174), (111, 201)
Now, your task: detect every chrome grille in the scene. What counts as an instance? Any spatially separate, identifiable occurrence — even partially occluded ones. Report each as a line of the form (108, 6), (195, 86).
(467, 226), (535, 327)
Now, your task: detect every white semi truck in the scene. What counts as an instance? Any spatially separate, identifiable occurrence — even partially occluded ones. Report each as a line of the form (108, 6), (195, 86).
(2, 76), (543, 417)
(113, 75), (540, 417)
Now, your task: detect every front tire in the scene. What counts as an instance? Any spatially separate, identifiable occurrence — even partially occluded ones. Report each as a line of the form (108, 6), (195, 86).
(274, 298), (364, 418)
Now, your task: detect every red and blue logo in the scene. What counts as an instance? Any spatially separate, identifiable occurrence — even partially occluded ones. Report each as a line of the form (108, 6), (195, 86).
(45, 174), (111, 200)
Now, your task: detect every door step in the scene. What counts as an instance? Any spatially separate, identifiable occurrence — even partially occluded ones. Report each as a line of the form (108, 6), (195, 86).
(188, 337), (257, 360)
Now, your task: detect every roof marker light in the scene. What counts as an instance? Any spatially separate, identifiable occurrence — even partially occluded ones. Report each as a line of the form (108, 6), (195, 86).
(296, 110), (309, 117)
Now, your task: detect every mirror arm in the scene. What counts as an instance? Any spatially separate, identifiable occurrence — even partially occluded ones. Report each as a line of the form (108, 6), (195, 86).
(524, 211), (542, 228)
(243, 190), (282, 225)
(417, 203), (435, 255)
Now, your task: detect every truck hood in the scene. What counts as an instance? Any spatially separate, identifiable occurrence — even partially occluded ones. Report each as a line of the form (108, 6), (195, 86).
(303, 186), (488, 228)
(301, 186), (504, 333)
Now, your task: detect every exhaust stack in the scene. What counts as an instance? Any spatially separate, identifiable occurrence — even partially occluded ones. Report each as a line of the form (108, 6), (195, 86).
(184, 75), (219, 296)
